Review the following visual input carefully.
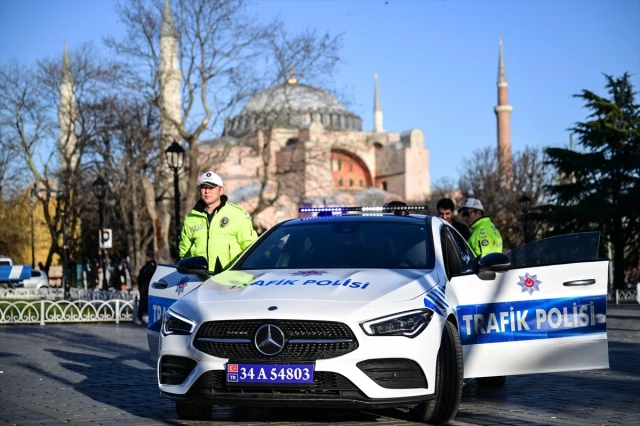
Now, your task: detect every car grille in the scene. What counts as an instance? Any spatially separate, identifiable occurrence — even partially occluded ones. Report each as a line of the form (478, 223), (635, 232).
(193, 320), (358, 361)
(187, 370), (362, 397)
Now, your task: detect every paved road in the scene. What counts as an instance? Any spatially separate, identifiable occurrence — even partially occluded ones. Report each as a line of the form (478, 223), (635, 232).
(1, 304), (639, 426)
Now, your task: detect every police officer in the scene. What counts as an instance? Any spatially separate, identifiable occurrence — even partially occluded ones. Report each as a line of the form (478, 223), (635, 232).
(179, 171), (258, 272)
(458, 198), (503, 257)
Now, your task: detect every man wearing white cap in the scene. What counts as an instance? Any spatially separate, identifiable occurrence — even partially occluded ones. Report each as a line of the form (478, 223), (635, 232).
(179, 171), (257, 272)
(458, 198), (503, 257)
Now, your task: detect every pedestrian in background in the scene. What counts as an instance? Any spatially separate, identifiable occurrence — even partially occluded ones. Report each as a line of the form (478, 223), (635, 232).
(436, 198), (471, 240)
(136, 259), (157, 325)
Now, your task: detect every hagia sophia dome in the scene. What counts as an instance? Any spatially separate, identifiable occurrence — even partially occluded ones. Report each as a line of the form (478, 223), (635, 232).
(224, 80), (363, 137)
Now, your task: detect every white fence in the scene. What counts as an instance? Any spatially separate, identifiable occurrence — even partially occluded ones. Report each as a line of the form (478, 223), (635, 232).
(0, 288), (139, 301)
(0, 298), (137, 325)
(609, 289), (639, 304)
(0, 288), (636, 326)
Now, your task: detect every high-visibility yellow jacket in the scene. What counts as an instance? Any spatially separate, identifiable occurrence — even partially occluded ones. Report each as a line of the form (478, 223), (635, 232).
(468, 216), (503, 257)
(179, 196), (257, 271)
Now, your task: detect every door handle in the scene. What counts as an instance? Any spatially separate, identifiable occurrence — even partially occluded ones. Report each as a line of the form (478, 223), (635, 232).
(151, 281), (168, 289)
(563, 279), (596, 287)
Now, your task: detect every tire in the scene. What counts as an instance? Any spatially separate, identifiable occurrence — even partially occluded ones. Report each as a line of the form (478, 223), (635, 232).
(476, 375), (506, 388)
(409, 320), (463, 424)
(175, 401), (212, 420)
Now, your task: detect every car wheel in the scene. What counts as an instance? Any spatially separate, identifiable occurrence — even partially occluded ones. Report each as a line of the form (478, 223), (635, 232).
(476, 375), (506, 388)
(175, 401), (212, 420)
(409, 320), (463, 424)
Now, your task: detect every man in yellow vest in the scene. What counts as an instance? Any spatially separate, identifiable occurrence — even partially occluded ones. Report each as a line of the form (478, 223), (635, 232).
(458, 198), (503, 257)
(179, 171), (257, 271)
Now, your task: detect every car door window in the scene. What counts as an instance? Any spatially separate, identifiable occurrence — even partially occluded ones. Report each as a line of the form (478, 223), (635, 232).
(446, 227), (476, 274)
(507, 232), (600, 268)
(440, 228), (461, 280)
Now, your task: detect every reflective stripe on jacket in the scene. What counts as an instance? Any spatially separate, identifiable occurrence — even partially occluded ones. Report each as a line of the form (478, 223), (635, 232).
(178, 196), (257, 271)
(468, 216), (503, 257)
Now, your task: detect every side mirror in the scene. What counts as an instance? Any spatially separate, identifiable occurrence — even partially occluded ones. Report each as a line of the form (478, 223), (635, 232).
(475, 252), (511, 280)
(177, 256), (210, 282)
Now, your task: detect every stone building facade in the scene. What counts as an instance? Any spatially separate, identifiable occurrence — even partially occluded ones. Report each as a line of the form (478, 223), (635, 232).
(198, 76), (431, 230)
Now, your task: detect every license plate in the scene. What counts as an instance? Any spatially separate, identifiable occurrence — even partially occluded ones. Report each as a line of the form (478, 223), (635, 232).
(226, 363), (314, 385)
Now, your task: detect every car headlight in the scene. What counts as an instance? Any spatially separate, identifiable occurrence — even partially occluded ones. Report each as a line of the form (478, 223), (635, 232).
(360, 309), (433, 338)
(162, 310), (197, 336)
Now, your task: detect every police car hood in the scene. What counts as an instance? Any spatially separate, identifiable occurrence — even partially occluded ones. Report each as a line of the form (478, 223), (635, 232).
(185, 268), (437, 304)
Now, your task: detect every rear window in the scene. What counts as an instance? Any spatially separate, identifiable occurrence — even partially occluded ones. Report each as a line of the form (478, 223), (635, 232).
(238, 220), (433, 270)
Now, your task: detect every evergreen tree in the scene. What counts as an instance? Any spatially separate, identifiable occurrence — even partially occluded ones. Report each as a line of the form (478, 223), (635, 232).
(542, 74), (640, 290)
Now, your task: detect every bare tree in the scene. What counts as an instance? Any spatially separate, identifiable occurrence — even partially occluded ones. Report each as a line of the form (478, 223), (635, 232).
(458, 146), (551, 250)
(89, 95), (159, 273)
(0, 44), (122, 272)
(106, 0), (343, 256)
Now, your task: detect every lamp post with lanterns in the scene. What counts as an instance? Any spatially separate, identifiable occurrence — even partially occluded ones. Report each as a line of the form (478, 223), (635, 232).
(519, 193), (532, 244)
(56, 191), (71, 300)
(92, 176), (109, 291)
(165, 141), (185, 251)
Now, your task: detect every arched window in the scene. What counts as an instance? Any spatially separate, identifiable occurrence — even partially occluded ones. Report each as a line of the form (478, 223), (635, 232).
(338, 178), (343, 187)
(349, 179), (353, 187)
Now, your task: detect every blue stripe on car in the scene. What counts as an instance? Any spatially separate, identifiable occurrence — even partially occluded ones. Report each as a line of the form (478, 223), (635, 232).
(456, 295), (606, 345)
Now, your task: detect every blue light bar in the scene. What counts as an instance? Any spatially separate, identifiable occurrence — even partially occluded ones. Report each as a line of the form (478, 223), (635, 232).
(299, 205), (429, 214)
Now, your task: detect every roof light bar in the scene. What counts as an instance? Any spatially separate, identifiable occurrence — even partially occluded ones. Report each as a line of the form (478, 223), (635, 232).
(299, 205), (429, 214)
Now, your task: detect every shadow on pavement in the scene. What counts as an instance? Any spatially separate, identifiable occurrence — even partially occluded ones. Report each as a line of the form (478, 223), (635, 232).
(22, 347), (408, 423)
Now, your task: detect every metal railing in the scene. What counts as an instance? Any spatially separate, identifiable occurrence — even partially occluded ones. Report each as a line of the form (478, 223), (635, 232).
(608, 289), (639, 304)
(0, 288), (139, 301)
(0, 298), (137, 325)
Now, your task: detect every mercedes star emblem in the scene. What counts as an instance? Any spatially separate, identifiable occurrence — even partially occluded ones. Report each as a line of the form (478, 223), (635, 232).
(254, 324), (286, 356)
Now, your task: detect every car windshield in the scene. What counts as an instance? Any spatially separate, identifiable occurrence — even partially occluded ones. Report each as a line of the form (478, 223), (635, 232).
(237, 220), (433, 270)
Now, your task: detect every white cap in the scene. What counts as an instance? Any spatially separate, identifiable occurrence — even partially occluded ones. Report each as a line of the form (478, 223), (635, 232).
(458, 198), (484, 212)
(198, 171), (224, 188)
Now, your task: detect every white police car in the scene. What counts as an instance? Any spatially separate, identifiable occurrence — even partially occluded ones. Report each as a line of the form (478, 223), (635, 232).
(147, 204), (609, 424)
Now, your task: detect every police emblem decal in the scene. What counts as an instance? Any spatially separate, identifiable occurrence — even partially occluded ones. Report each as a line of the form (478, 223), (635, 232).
(220, 217), (229, 228)
(481, 239), (489, 246)
(175, 276), (189, 295)
(516, 272), (541, 296)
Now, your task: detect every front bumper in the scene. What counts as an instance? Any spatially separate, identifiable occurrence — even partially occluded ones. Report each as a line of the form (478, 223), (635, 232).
(161, 387), (434, 409)
(157, 315), (443, 406)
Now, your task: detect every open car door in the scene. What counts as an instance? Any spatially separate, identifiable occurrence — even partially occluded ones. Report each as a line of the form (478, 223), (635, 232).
(449, 232), (609, 379)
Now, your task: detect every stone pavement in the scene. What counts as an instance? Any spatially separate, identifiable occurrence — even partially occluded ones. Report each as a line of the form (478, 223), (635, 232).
(0, 304), (639, 426)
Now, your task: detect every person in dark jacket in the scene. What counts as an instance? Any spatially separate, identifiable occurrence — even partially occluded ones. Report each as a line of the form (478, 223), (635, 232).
(437, 198), (471, 240)
(136, 259), (157, 324)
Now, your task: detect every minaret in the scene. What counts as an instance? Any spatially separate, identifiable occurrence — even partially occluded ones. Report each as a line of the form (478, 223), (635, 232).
(58, 39), (77, 173)
(569, 133), (575, 151)
(494, 35), (513, 183)
(373, 72), (384, 133)
(159, 0), (182, 146)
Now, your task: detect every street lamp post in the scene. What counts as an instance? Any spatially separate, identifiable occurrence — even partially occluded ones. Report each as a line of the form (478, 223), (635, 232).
(519, 193), (532, 244)
(30, 184), (36, 269)
(92, 176), (109, 291)
(165, 141), (185, 252)
(58, 191), (70, 300)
